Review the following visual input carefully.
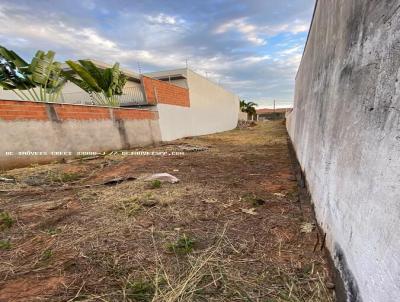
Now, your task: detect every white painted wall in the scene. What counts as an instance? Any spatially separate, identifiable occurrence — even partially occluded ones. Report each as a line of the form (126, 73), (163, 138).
(157, 69), (239, 141)
(287, 1), (400, 301)
(0, 87), (20, 100)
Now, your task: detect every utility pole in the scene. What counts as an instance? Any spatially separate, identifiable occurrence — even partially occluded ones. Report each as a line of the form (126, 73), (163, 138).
(185, 58), (188, 69)
(273, 99), (276, 112)
(137, 62), (142, 74)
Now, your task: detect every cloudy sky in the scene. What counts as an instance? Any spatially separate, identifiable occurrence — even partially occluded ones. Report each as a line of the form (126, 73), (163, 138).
(0, 0), (315, 108)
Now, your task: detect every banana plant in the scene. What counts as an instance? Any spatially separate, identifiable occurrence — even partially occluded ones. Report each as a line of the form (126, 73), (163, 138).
(64, 60), (127, 107)
(0, 46), (66, 102)
(28, 50), (66, 102)
(0, 46), (35, 100)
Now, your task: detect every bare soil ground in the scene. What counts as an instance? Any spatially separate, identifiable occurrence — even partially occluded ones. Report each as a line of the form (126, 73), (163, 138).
(0, 121), (334, 302)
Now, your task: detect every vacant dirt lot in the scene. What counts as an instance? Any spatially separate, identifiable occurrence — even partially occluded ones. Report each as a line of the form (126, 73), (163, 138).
(0, 121), (333, 301)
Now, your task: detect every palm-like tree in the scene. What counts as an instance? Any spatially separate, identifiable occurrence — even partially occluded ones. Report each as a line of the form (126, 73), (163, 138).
(64, 60), (127, 107)
(0, 46), (66, 102)
(240, 100), (258, 120)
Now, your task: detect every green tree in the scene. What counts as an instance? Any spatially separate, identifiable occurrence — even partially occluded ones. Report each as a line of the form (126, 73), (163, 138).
(0, 45), (66, 102)
(240, 100), (258, 120)
(64, 60), (127, 107)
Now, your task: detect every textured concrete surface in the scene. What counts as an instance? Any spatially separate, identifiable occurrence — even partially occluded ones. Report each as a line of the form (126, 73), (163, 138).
(286, 1), (400, 301)
(0, 118), (161, 170)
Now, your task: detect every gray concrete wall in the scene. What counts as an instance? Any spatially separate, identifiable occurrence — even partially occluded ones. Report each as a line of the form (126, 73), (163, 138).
(157, 69), (239, 141)
(0, 101), (161, 170)
(286, 1), (400, 301)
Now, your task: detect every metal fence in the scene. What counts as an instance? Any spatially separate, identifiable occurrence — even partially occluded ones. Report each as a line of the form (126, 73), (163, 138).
(60, 86), (147, 107)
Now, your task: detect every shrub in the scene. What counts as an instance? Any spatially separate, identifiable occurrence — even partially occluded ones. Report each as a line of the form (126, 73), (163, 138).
(149, 180), (161, 189)
(167, 234), (197, 255)
(0, 239), (11, 250)
(126, 280), (154, 302)
(0, 211), (14, 230)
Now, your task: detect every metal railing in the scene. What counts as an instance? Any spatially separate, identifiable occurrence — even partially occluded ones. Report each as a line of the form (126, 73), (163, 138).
(60, 86), (147, 107)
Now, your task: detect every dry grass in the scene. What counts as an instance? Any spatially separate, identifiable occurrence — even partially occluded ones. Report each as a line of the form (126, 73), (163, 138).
(0, 121), (334, 301)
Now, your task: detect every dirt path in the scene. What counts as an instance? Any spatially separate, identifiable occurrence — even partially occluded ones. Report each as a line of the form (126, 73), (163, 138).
(0, 121), (334, 301)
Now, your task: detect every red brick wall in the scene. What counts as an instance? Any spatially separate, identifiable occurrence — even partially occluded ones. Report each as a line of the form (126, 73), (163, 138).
(55, 104), (111, 121)
(142, 76), (190, 107)
(0, 100), (158, 121)
(0, 100), (48, 121)
(113, 108), (158, 120)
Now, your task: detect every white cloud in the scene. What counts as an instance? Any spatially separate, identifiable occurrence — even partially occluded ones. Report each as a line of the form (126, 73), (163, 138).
(242, 55), (271, 63)
(215, 17), (309, 45)
(268, 19), (309, 35)
(215, 18), (266, 45)
(147, 13), (183, 25)
(280, 45), (303, 55)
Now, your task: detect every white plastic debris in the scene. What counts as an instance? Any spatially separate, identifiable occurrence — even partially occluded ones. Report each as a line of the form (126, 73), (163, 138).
(300, 222), (315, 233)
(145, 173), (179, 184)
(0, 177), (15, 183)
(177, 145), (208, 152)
(241, 208), (258, 215)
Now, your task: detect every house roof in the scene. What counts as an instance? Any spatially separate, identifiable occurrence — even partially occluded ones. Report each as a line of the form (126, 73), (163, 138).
(62, 59), (141, 83)
(62, 62), (189, 84)
(144, 68), (187, 81)
(256, 108), (290, 114)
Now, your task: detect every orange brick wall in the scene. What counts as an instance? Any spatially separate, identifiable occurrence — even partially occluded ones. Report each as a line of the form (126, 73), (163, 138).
(0, 100), (48, 121)
(142, 76), (190, 107)
(54, 104), (111, 121)
(0, 100), (158, 121)
(113, 108), (158, 120)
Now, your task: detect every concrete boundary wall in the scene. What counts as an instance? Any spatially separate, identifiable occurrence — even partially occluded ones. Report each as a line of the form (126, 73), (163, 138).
(0, 69), (240, 168)
(287, 1), (400, 301)
(157, 69), (239, 141)
(0, 100), (161, 170)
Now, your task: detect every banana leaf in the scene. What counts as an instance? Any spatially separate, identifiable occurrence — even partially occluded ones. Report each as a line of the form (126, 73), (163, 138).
(29, 50), (55, 86)
(115, 74), (127, 95)
(103, 68), (113, 97)
(0, 56), (35, 90)
(65, 60), (102, 92)
(46, 61), (63, 89)
(78, 60), (106, 90)
(64, 59), (126, 106)
(61, 71), (93, 92)
(110, 62), (120, 93)
(0, 81), (17, 90)
(0, 46), (28, 68)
